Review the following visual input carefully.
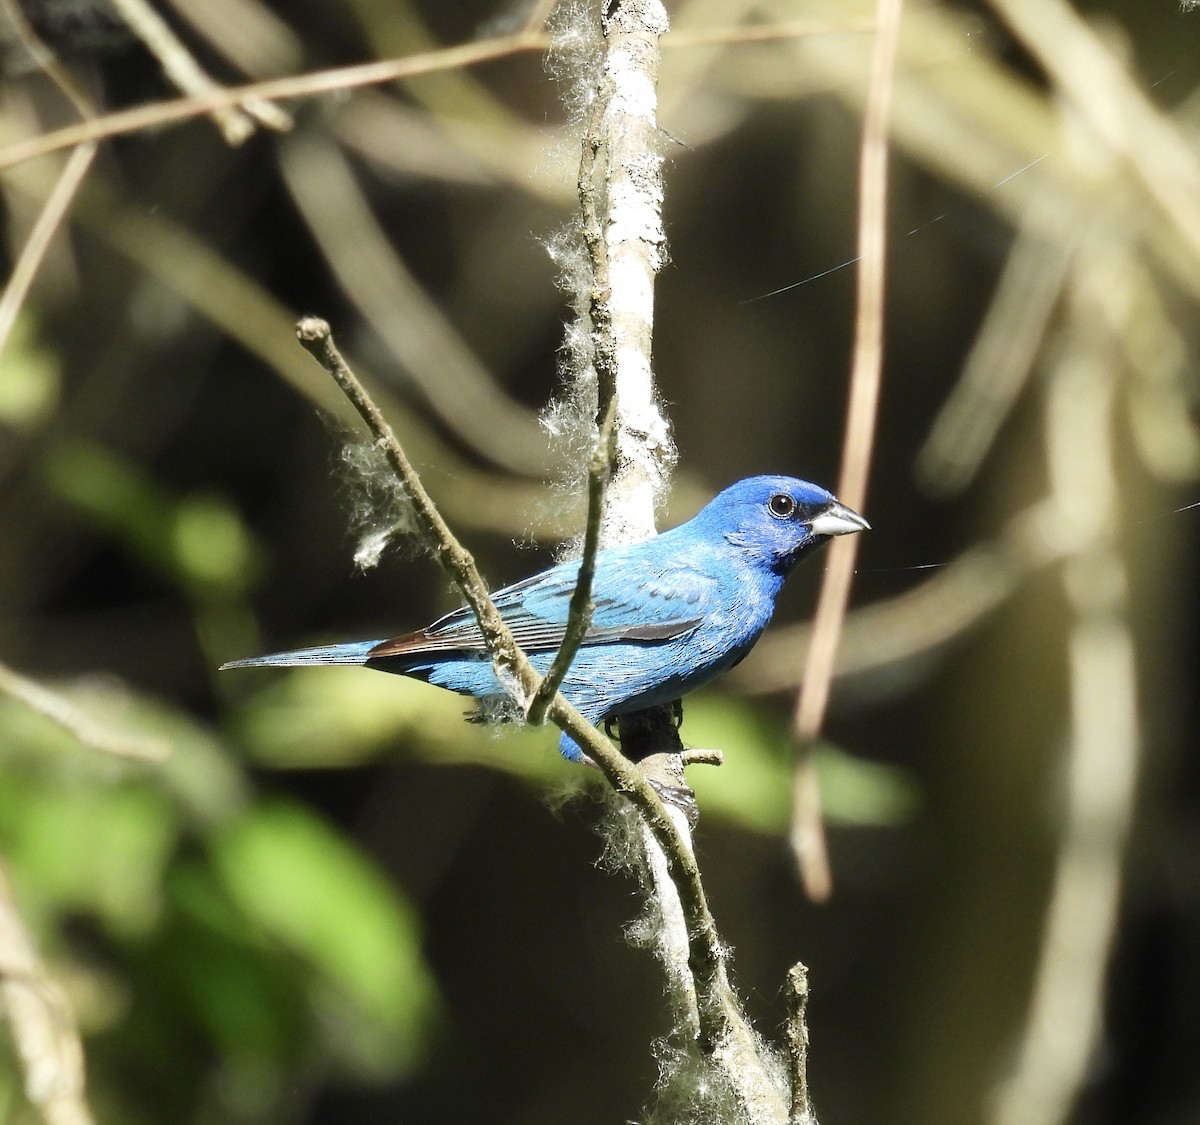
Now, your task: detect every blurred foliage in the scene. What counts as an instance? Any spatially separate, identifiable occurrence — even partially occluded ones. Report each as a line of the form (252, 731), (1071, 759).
(0, 1), (1197, 1124)
(0, 681), (435, 1123)
(0, 316), (57, 429)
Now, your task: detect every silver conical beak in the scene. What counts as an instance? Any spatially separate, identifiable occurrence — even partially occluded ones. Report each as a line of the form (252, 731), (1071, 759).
(808, 500), (870, 538)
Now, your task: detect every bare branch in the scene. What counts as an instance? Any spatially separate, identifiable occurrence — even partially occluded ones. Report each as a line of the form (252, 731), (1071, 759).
(107, 0), (290, 141)
(0, 16), (882, 172)
(786, 963), (817, 1125)
(291, 317), (773, 1103)
(0, 142), (95, 360)
(277, 133), (549, 476)
(988, 214), (1141, 1125)
(0, 32), (548, 171)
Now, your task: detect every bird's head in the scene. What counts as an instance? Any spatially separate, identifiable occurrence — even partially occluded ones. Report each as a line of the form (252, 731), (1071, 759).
(699, 475), (870, 575)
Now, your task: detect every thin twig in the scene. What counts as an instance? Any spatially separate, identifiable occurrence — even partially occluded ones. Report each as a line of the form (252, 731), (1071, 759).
(0, 32), (548, 171)
(107, 0), (289, 141)
(158, 0), (304, 79)
(0, 142), (95, 359)
(523, 54), (632, 724)
(0, 16), (881, 172)
(0, 0), (98, 360)
(790, 0), (903, 902)
(277, 132), (548, 475)
(786, 963), (816, 1125)
(526, 395), (616, 723)
(0, 0), (95, 118)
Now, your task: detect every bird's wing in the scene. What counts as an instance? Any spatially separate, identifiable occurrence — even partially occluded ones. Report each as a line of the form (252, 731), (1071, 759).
(367, 553), (711, 662)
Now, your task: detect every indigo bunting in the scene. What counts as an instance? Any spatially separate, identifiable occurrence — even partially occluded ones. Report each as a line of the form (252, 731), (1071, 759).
(222, 475), (868, 760)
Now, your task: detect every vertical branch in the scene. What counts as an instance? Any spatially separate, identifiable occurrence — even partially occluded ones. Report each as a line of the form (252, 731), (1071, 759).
(989, 235), (1140, 1125)
(526, 395), (616, 723)
(0, 142), (95, 359)
(528, 0), (673, 724)
(554, 3), (793, 1119)
(790, 0), (904, 901)
(582, 0), (675, 547)
(576, 0), (704, 1049)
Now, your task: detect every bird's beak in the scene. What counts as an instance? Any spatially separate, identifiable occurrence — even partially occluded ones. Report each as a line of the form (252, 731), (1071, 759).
(808, 500), (870, 538)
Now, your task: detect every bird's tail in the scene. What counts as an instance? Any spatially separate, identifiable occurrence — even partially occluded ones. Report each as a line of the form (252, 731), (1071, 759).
(220, 639), (386, 670)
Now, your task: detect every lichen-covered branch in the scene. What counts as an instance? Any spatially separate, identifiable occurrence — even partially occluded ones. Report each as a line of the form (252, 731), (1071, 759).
(579, 0), (675, 546)
(295, 315), (787, 1117)
(547, 3), (797, 1119)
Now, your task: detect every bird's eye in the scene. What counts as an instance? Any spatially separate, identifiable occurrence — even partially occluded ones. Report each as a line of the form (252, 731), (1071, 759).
(767, 493), (796, 519)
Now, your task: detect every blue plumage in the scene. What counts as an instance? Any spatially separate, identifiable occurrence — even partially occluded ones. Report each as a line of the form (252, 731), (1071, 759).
(222, 476), (868, 760)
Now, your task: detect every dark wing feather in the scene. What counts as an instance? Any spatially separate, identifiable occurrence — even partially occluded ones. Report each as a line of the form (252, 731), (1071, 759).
(367, 553), (709, 662)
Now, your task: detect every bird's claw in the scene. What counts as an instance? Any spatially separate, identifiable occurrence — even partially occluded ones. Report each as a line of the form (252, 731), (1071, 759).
(648, 778), (699, 828)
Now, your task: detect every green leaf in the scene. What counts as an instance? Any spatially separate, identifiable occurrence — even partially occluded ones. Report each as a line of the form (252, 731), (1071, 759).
(0, 315), (59, 427)
(171, 494), (259, 594)
(0, 771), (174, 939)
(43, 440), (260, 598)
(210, 800), (437, 1075)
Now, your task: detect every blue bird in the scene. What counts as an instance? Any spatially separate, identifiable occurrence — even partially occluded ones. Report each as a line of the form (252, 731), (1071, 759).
(222, 476), (868, 760)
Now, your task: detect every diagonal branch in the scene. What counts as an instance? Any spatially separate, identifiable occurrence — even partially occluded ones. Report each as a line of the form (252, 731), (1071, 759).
(107, 0), (290, 141)
(0, 661), (169, 763)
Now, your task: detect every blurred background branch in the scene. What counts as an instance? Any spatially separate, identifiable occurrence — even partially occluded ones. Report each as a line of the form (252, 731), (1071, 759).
(0, 862), (92, 1125)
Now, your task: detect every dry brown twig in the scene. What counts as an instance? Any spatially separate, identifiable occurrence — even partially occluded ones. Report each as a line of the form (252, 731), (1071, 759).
(0, 0), (98, 359)
(107, 0), (290, 141)
(790, 0), (904, 902)
(0, 15), (883, 171)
